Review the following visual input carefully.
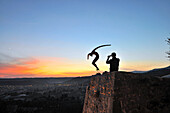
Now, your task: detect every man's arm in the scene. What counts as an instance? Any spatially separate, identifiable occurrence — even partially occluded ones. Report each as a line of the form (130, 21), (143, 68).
(106, 56), (111, 64)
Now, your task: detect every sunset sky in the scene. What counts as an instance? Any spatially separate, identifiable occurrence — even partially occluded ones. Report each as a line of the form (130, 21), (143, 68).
(0, 0), (170, 78)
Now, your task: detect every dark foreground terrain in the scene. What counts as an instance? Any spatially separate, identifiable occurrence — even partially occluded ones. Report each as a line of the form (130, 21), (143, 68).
(0, 66), (169, 113)
(0, 77), (91, 113)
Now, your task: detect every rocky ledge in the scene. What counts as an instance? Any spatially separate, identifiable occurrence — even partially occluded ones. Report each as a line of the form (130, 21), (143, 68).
(83, 72), (170, 113)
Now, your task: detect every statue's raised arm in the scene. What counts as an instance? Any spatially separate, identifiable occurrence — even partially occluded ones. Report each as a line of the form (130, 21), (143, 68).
(92, 44), (111, 52)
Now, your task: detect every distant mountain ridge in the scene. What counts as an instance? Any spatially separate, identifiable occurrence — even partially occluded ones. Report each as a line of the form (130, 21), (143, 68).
(132, 71), (146, 73)
(64, 76), (92, 86)
(143, 65), (170, 77)
(0, 78), (73, 85)
(146, 65), (170, 72)
(132, 65), (170, 74)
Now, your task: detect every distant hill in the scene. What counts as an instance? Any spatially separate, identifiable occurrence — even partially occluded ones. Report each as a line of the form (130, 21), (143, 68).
(132, 71), (146, 73)
(161, 74), (170, 78)
(0, 78), (73, 86)
(142, 65), (170, 77)
(64, 73), (103, 86)
(64, 76), (92, 86)
(131, 65), (170, 77)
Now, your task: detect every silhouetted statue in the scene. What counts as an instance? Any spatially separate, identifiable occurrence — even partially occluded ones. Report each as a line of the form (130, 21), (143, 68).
(106, 52), (120, 72)
(87, 44), (111, 71)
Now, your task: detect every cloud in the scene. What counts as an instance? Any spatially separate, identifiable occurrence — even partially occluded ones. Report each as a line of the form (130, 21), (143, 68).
(0, 53), (41, 77)
(0, 53), (39, 65)
(15, 58), (39, 65)
(0, 53), (16, 63)
(0, 73), (37, 78)
(0, 62), (38, 75)
(0, 53), (96, 78)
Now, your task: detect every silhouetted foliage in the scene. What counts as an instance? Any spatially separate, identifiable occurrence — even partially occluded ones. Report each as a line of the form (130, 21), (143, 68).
(166, 38), (170, 59)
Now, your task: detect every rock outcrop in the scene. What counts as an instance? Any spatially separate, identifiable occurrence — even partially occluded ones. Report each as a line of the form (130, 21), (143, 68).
(83, 72), (170, 113)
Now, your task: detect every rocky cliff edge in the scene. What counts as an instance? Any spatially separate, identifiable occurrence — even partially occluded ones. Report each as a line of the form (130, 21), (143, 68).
(83, 72), (170, 113)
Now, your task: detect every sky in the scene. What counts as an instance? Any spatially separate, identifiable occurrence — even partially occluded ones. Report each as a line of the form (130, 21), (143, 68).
(0, 0), (170, 78)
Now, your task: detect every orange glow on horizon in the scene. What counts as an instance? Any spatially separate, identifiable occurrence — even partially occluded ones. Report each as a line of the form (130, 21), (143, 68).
(0, 56), (101, 78)
(0, 56), (169, 78)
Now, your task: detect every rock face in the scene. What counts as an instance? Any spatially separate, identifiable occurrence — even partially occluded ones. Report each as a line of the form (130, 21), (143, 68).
(83, 72), (170, 113)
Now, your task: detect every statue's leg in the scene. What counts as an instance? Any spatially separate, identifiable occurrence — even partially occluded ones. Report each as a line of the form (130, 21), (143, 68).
(92, 58), (99, 70)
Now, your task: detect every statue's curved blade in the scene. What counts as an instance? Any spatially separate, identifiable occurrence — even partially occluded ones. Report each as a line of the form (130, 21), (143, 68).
(92, 44), (111, 51)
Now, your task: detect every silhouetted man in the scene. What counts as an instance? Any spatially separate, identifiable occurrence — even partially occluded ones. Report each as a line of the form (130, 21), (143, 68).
(106, 52), (120, 72)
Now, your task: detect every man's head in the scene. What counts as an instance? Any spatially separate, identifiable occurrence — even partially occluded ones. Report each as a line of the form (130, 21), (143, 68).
(111, 52), (116, 57)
